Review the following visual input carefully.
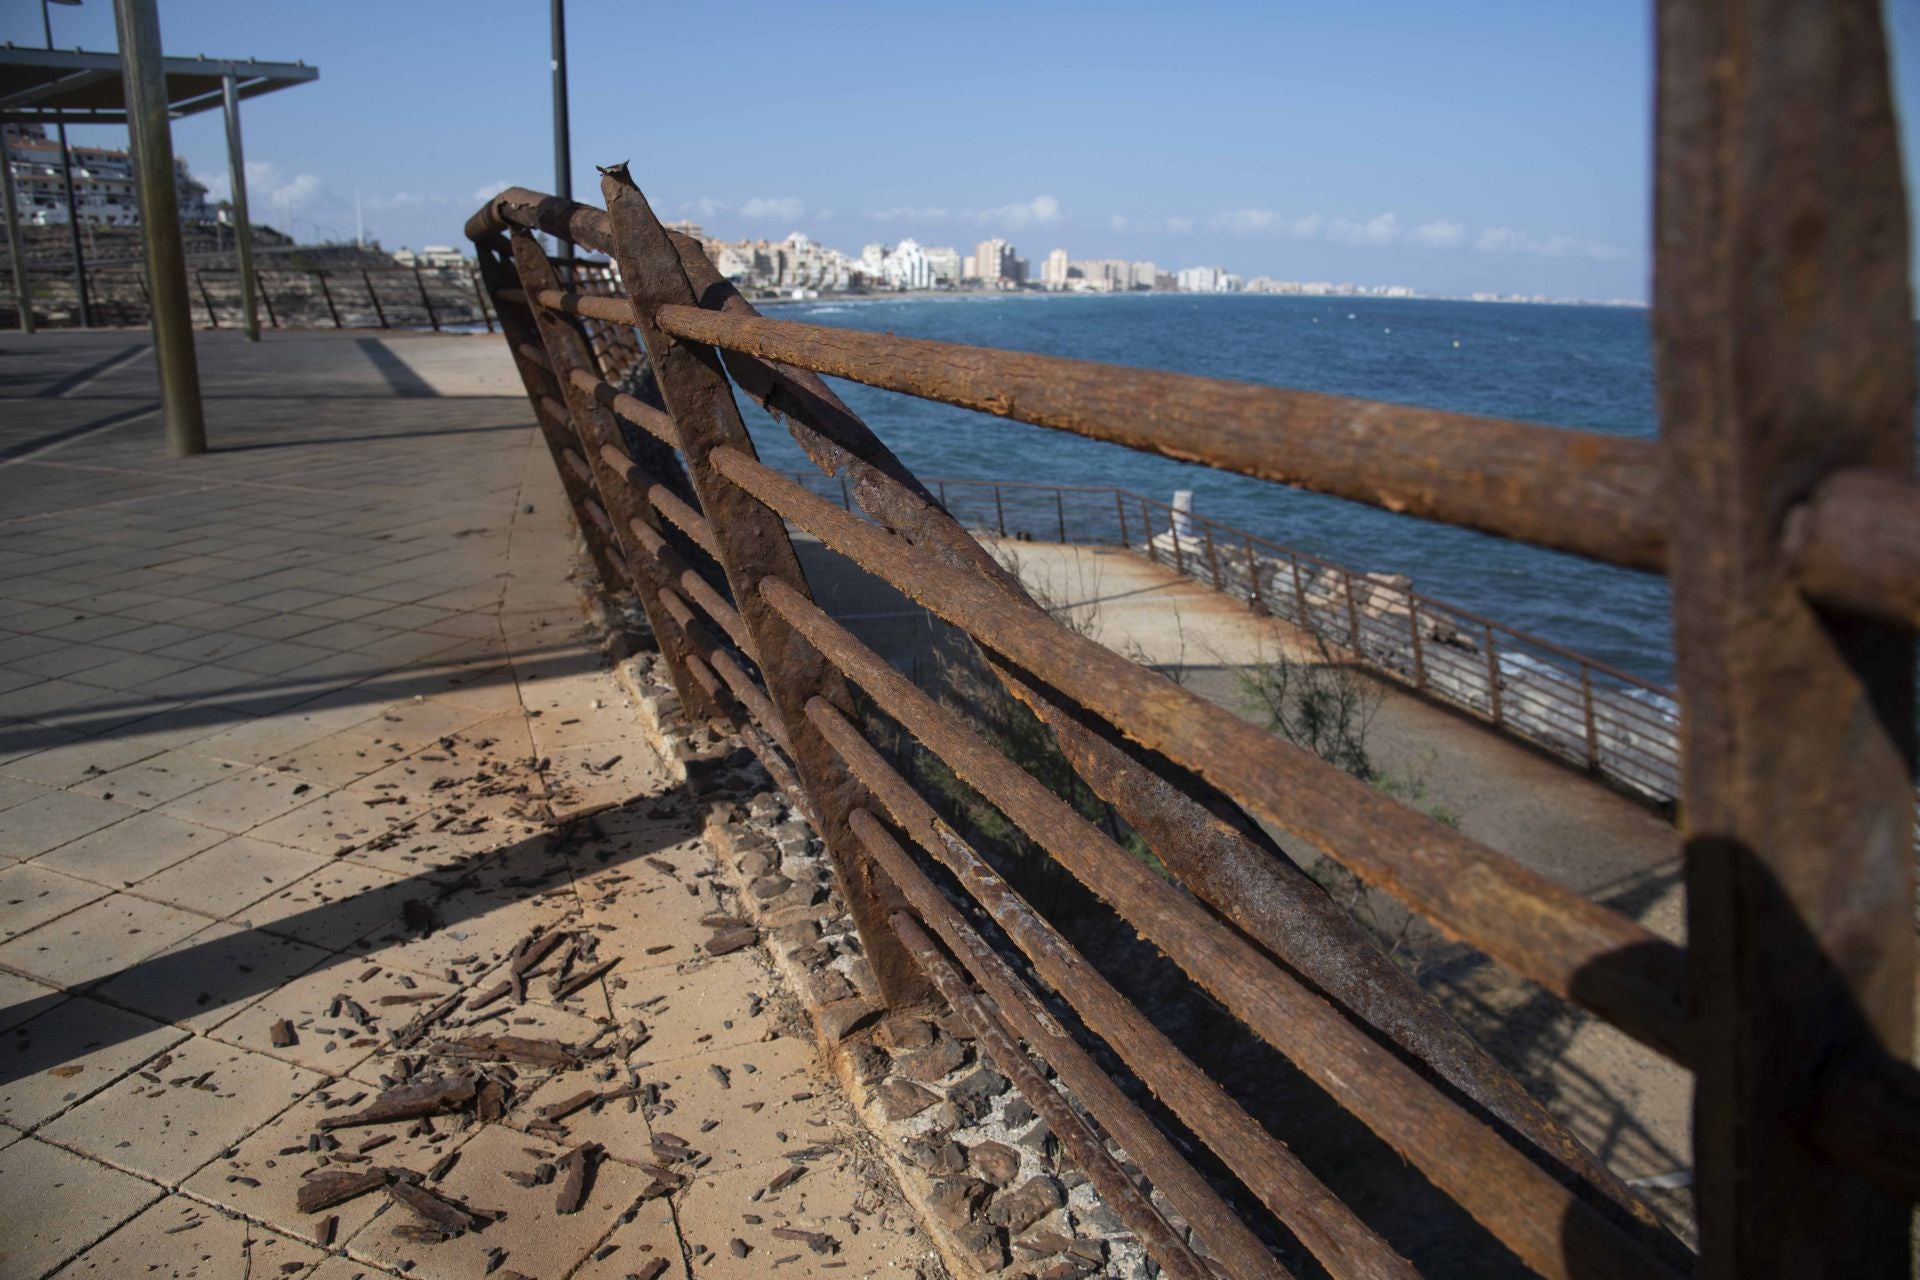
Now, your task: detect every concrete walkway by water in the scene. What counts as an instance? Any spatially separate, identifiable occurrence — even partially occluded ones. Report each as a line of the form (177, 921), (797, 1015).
(0, 332), (936, 1280)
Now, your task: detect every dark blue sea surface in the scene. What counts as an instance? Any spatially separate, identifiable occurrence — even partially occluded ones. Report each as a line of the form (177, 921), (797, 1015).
(747, 294), (1675, 685)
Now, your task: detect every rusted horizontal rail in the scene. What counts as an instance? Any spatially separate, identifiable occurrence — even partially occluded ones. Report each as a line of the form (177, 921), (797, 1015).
(492, 188), (1920, 632)
(719, 444), (1693, 1063)
(887, 909), (1227, 1280)
(850, 808), (1290, 1279)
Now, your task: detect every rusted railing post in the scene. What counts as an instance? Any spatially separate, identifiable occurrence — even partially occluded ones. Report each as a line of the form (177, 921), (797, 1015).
(469, 234), (628, 598)
(993, 483), (1007, 536)
(1580, 666), (1598, 771)
(362, 270), (389, 329)
(195, 270), (219, 328)
(1484, 623), (1502, 725)
(505, 230), (723, 726)
(1343, 568), (1361, 648)
(1167, 506), (1186, 575)
(1408, 598), (1426, 691)
(1290, 555), (1310, 628)
(1139, 497), (1154, 561)
(1202, 524), (1222, 590)
(1656, 2), (1915, 1273)
(255, 271), (279, 330)
(1055, 489), (1067, 542)
(316, 270), (343, 329)
(471, 268), (495, 333)
(1243, 536), (1261, 610)
(1115, 491), (1129, 547)
(414, 266), (440, 331)
(600, 165), (933, 1011)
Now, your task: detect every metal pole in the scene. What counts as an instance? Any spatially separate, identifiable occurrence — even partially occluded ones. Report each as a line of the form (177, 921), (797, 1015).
(316, 269), (342, 328)
(413, 266), (438, 330)
(115, 0), (204, 455)
(220, 73), (259, 341)
(43, 1), (91, 328)
(1, 149), (32, 334)
(549, 0), (573, 265)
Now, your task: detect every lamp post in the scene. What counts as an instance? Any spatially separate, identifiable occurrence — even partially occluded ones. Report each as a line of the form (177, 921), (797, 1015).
(550, 0), (571, 267)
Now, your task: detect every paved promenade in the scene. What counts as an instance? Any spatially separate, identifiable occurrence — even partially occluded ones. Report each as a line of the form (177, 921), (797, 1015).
(0, 332), (936, 1280)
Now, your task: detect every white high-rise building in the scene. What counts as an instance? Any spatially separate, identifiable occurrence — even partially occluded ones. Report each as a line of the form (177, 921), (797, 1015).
(1177, 265), (1230, 293)
(973, 238), (1013, 283)
(923, 246), (962, 286)
(1131, 260), (1159, 290)
(882, 238), (933, 291)
(1041, 248), (1070, 290)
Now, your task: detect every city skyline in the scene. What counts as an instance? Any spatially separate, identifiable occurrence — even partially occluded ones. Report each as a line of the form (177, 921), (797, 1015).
(6, 2), (1920, 302)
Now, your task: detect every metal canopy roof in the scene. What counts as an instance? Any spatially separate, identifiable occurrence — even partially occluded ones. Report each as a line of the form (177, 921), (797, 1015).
(0, 47), (318, 125)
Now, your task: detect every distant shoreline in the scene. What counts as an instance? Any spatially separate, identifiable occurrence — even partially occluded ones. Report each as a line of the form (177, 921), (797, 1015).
(755, 290), (1646, 310)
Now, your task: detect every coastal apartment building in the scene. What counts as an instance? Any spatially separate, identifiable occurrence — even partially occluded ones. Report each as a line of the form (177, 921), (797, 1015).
(3, 123), (212, 228)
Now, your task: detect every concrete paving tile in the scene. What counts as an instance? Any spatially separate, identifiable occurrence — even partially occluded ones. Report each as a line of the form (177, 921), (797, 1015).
(241, 860), (413, 952)
(135, 663), (263, 702)
(1, 606), (99, 635)
(0, 731), (166, 788)
(4, 643), (126, 681)
(195, 701), (382, 766)
(159, 768), (332, 835)
(249, 789), (435, 861)
(0, 995), (188, 1130)
(341, 1121), (655, 1280)
(0, 1137), (161, 1280)
(0, 678), (116, 722)
(97, 703), (256, 758)
(66, 749), (238, 810)
(671, 1145), (935, 1280)
(566, 1196), (690, 1280)
(263, 729), (412, 790)
(0, 791), (138, 860)
(0, 892), (213, 989)
(0, 863), (111, 941)
(298, 596), (394, 622)
(33, 811), (231, 887)
(357, 698), (496, 750)
(355, 631), (463, 666)
(52, 1193), (330, 1279)
(418, 612), (504, 640)
(0, 633), (63, 665)
(63, 652), (198, 692)
(97, 622), (205, 654)
(41, 1033), (323, 1185)
(300, 622), (404, 654)
(149, 630), (270, 666)
(182, 1082), (474, 1249)
(0, 666), (49, 697)
(355, 883), (579, 984)
(231, 612), (333, 641)
(224, 640), (344, 677)
(244, 588), (336, 613)
(304, 1257), (409, 1280)
(136, 836), (333, 918)
(210, 961), (457, 1077)
(0, 970), (63, 1032)
(90, 920), (329, 1032)
(0, 720), (85, 771)
(608, 954), (772, 1064)
(612, 1037), (821, 1179)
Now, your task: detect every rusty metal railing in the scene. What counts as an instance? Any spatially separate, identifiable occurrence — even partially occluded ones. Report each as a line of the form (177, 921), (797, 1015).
(465, 10), (1919, 1271)
(786, 469), (1685, 806)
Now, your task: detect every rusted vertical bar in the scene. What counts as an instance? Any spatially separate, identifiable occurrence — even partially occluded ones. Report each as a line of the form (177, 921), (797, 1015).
(472, 268), (495, 333)
(1167, 506), (1186, 574)
(414, 267), (440, 331)
(1580, 665), (1599, 771)
(1654, 1), (1915, 1275)
(1290, 555), (1309, 627)
(937, 479), (948, 508)
(471, 235), (626, 593)
(508, 231), (723, 726)
(600, 165), (931, 1010)
(1139, 497), (1153, 561)
(994, 483), (1007, 536)
(255, 271), (279, 330)
(195, 271), (219, 328)
(1202, 524), (1222, 589)
(1343, 568), (1360, 648)
(1408, 598), (1426, 691)
(1055, 489), (1067, 542)
(316, 270), (342, 329)
(362, 271), (389, 328)
(1484, 623), (1502, 725)
(1243, 536), (1261, 610)
(1115, 491), (1129, 546)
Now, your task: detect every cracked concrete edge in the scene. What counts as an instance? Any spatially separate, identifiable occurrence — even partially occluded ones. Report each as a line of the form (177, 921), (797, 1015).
(609, 645), (1147, 1280)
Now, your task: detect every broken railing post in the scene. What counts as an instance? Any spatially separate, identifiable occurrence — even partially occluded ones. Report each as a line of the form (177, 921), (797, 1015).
(601, 164), (932, 1011)
(506, 230), (722, 725)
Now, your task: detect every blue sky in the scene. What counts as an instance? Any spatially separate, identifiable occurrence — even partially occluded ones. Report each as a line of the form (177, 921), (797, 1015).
(10, 0), (1920, 300)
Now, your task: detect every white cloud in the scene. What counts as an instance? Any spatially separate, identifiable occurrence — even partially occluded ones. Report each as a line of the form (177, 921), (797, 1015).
(1410, 219), (1465, 248)
(741, 195), (805, 220)
(1475, 227), (1628, 260)
(976, 195), (1060, 230)
(866, 205), (949, 223)
(1325, 212), (1399, 246)
(1210, 209), (1321, 237)
(473, 179), (512, 202)
(681, 196), (729, 218)
(1165, 215), (1194, 234)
